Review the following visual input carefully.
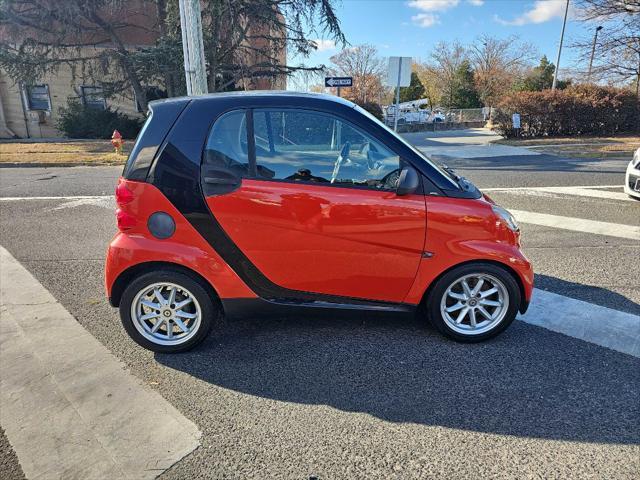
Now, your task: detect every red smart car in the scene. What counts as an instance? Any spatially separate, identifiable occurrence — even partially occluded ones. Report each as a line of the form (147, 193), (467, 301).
(105, 92), (533, 353)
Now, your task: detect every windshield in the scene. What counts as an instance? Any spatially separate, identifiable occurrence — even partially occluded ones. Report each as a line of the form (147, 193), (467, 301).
(353, 105), (460, 189)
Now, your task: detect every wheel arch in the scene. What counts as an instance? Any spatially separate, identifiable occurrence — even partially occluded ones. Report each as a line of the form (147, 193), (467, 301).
(109, 261), (221, 309)
(419, 259), (529, 315)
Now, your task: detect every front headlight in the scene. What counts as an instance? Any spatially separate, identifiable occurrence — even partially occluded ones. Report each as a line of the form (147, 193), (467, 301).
(632, 149), (640, 168)
(492, 205), (519, 232)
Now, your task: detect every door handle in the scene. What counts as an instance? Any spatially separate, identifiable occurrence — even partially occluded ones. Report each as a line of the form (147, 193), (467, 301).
(204, 177), (240, 185)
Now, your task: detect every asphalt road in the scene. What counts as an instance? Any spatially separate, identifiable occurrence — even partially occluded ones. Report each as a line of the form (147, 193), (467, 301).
(1, 132), (639, 479)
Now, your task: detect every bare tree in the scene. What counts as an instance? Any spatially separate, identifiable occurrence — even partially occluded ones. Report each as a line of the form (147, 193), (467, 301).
(469, 35), (537, 106)
(328, 44), (388, 104)
(572, 0), (640, 95)
(429, 41), (468, 108)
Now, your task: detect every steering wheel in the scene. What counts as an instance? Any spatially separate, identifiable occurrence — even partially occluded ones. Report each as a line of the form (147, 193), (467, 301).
(330, 142), (350, 183)
(380, 168), (402, 190)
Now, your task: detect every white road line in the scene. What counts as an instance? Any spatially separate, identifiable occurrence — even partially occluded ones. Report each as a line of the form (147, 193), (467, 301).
(485, 185), (633, 202)
(510, 209), (640, 240)
(0, 195), (112, 201)
(519, 289), (640, 358)
(0, 246), (201, 480)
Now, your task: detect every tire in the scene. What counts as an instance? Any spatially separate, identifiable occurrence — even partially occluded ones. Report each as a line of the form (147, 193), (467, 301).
(119, 269), (218, 353)
(425, 263), (521, 343)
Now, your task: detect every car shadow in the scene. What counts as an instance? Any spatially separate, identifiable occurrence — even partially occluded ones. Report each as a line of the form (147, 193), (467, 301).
(535, 273), (640, 315)
(156, 285), (639, 445)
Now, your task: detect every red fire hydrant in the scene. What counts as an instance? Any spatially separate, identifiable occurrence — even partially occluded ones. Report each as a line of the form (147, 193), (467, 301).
(111, 130), (124, 155)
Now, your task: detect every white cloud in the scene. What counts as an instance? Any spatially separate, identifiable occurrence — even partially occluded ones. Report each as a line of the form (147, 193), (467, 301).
(494, 0), (567, 26)
(468, 0), (484, 5)
(407, 0), (459, 12)
(312, 39), (336, 52)
(412, 13), (440, 27)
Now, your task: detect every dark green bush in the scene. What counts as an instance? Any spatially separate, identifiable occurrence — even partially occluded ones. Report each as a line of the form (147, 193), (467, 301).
(356, 101), (384, 121)
(57, 99), (143, 139)
(493, 85), (639, 138)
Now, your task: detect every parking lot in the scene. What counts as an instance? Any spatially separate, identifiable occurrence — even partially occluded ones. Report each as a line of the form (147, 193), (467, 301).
(1, 130), (639, 479)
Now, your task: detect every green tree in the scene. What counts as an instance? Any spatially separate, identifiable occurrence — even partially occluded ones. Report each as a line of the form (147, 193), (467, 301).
(399, 72), (425, 103)
(515, 55), (569, 91)
(449, 60), (481, 108)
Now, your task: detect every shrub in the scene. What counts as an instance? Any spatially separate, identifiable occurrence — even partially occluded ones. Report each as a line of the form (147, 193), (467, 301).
(493, 85), (639, 138)
(57, 99), (143, 139)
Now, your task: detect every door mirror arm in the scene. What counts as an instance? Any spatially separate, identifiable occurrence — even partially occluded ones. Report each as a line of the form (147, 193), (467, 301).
(396, 166), (419, 196)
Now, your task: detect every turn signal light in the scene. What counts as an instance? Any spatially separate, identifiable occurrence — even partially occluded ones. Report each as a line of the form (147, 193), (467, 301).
(116, 208), (136, 231)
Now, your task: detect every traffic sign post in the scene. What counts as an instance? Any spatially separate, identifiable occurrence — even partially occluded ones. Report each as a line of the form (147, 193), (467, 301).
(387, 57), (412, 131)
(325, 77), (353, 97)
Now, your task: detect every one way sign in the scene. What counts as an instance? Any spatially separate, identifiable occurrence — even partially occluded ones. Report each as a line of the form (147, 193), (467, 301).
(325, 76), (353, 88)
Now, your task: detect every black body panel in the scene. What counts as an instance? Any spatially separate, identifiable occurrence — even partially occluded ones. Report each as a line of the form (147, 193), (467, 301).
(123, 99), (188, 181)
(222, 298), (416, 321)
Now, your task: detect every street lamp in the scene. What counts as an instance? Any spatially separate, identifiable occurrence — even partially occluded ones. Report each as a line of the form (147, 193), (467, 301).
(588, 26), (604, 82)
(552, 0), (570, 90)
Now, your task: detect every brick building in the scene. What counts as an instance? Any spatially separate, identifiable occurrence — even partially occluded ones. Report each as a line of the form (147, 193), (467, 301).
(0, 2), (286, 139)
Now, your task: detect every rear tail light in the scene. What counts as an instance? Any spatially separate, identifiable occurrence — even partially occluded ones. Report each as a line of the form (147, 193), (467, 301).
(115, 179), (136, 231)
(116, 208), (137, 230)
(115, 181), (135, 206)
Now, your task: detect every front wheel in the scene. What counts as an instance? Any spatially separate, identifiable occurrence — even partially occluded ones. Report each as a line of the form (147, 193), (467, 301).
(425, 263), (521, 342)
(119, 270), (218, 353)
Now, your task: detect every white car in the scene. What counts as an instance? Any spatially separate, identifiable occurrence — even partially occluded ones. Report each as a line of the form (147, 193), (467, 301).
(625, 148), (640, 200)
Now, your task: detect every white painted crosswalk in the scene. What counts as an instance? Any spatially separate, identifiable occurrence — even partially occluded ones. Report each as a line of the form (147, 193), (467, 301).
(484, 185), (635, 202)
(519, 289), (639, 357)
(510, 209), (640, 240)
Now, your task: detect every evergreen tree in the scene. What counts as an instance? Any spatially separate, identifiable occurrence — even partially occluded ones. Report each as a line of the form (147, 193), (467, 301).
(399, 72), (426, 103)
(515, 56), (569, 91)
(449, 60), (481, 108)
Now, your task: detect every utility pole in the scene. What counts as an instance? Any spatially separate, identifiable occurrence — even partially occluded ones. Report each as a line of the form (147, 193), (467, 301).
(179, 0), (208, 96)
(587, 26), (603, 81)
(552, 0), (570, 90)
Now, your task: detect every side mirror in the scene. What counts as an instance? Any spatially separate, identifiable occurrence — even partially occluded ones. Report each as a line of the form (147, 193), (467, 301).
(396, 166), (420, 196)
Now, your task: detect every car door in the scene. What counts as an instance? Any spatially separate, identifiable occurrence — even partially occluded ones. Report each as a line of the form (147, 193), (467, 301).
(202, 108), (426, 303)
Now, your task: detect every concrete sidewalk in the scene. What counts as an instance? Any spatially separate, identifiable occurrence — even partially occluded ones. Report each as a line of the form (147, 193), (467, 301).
(0, 246), (201, 480)
(402, 128), (540, 159)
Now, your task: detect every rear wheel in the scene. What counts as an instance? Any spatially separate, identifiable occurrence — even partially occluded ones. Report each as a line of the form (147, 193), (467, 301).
(425, 263), (520, 342)
(119, 270), (218, 353)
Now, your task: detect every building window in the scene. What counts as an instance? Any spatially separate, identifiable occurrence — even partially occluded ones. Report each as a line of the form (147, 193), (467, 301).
(24, 84), (51, 111)
(81, 86), (106, 110)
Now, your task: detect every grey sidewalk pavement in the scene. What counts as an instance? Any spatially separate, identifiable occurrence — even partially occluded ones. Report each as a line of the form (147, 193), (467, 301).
(0, 246), (201, 480)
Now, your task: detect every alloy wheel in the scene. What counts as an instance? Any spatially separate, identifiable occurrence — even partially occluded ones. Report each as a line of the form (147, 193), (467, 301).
(440, 273), (509, 336)
(130, 282), (202, 346)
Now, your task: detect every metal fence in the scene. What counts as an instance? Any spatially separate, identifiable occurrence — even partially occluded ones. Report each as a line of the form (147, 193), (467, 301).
(383, 107), (494, 127)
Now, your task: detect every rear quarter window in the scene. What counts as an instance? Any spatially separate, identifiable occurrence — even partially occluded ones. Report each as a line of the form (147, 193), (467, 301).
(123, 100), (188, 181)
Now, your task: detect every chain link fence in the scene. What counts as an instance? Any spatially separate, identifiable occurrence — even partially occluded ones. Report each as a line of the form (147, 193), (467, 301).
(383, 107), (494, 130)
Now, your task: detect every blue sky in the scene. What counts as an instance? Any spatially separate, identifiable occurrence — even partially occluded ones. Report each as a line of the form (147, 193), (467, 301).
(289, 0), (601, 86)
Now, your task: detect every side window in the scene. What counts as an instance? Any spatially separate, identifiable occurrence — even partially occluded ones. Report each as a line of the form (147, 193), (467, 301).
(203, 110), (249, 177)
(253, 109), (400, 189)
